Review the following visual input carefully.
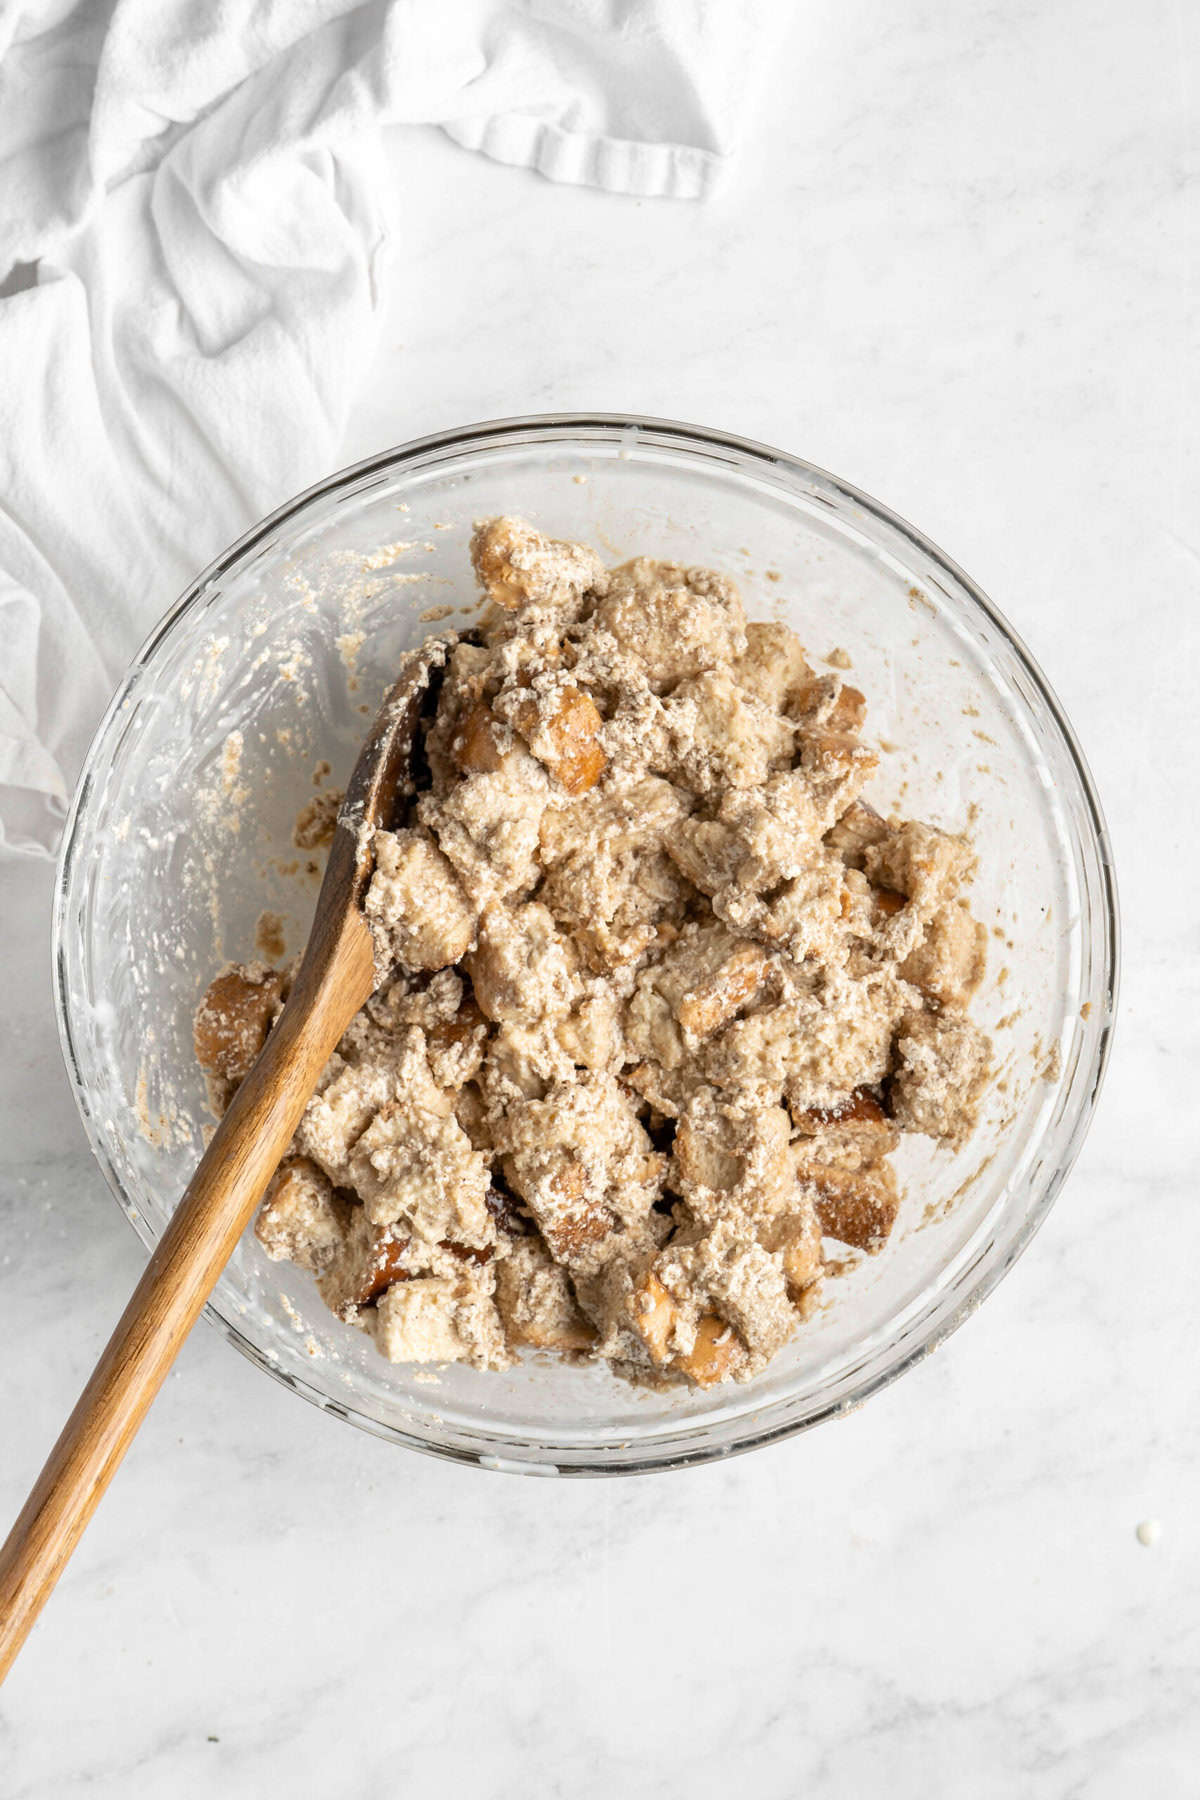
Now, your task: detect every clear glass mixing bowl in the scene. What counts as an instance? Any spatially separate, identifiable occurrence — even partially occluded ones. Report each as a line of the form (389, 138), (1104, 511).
(53, 415), (1118, 1475)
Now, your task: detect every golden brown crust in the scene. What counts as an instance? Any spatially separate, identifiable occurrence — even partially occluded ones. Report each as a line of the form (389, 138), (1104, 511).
(194, 962), (285, 1100)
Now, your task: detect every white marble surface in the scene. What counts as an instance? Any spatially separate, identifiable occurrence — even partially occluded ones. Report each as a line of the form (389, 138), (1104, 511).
(2, 3), (1198, 1793)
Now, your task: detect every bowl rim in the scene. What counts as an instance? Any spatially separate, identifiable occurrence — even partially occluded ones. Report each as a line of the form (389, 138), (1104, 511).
(53, 411), (1121, 1475)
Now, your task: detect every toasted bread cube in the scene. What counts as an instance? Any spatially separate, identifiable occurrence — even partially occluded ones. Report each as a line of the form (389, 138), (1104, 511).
(452, 701), (507, 775)
(793, 671), (866, 727)
(761, 1202), (824, 1301)
(665, 816), (741, 898)
(669, 672), (795, 795)
(685, 1235), (797, 1356)
(505, 1152), (614, 1264)
(255, 1158), (346, 1274)
(466, 902), (574, 1024)
(825, 798), (888, 869)
(365, 827), (476, 971)
(293, 790), (341, 850)
(864, 820), (974, 916)
(555, 989), (623, 1071)
(677, 940), (771, 1036)
(629, 1272), (747, 1386)
(372, 1268), (508, 1368)
(626, 926), (771, 1070)
(424, 996), (488, 1090)
(890, 1011), (990, 1144)
(419, 754), (550, 906)
(193, 962), (284, 1091)
(630, 1271), (679, 1365)
(292, 1057), (396, 1188)
(471, 516), (605, 614)
(539, 774), (691, 970)
(792, 1088), (899, 1168)
(793, 1087), (889, 1131)
(673, 1103), (793, 1211)
(371, 1277), (468, 1362)
(673, 1113), (743, 1194)
(353, 1235), (414, 1304)
(591, 559), (745, 692)
(829, 684), (867, 732)
(800, 1159), (901, 1254)
(317, 1209), (414, 1317)
(495, 1238), (597, 1352)
(372, 1267), (510, 1360)
(348, 1101), (492, 1242)
(899, 902), (988, 1008)
(676, 1314), (742, 1387)
(513, 685), (607, 795)
(732, 620), (814, 712)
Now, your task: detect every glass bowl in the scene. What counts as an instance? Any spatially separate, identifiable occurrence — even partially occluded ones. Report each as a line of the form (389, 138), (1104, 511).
(53, 415), (1118, 1476)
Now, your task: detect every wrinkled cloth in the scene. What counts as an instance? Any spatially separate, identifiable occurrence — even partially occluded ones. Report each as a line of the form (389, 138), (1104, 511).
(0, 0), (786, 856)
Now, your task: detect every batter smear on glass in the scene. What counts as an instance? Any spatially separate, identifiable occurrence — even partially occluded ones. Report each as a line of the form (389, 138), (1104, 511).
(194, 518), (991, 1388)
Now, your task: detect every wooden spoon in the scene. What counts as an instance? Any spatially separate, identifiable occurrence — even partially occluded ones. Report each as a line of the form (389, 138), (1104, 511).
(0, 637), (450, 1681)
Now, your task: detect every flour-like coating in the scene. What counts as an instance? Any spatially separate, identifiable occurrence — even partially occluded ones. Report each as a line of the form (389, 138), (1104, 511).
(196, 518), (991, 1388)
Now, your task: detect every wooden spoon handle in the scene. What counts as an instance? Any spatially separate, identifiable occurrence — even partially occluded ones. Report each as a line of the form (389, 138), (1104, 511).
(0, 912), (374, 1683)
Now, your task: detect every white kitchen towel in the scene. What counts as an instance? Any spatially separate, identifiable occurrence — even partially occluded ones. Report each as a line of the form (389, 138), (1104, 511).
(0, 0), (787, 858)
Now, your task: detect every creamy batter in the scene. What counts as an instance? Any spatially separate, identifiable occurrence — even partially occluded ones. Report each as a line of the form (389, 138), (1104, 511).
(194, 518), (991, 1388)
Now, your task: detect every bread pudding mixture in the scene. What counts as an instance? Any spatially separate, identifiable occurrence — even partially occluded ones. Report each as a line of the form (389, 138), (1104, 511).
(194, 518), (991, 1388)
